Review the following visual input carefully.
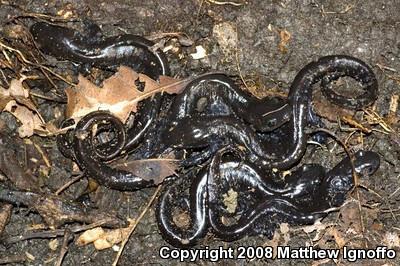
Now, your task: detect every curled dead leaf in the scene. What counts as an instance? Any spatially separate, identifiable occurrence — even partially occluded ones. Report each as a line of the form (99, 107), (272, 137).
(4, 102), (46, 138)
(113, 158), (178, 185)
(300, 219), (334, 242)
(0, 78), (54, 138)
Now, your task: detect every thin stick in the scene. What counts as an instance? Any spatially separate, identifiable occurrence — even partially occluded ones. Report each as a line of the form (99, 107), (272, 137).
(0, 255), (27, 265)
(0, 40), (74, 86)
(55, 229), (71, 266)
(112, 185), (162, 266)
(207, 0), (246, 6)
(235, 48), (250, 91)
(3, 218), (112, 245)
(32, 142), (51, 168)
(55, 173), (84, 195)
(29, 92), (67, 103)
(313, 127), (367, 247)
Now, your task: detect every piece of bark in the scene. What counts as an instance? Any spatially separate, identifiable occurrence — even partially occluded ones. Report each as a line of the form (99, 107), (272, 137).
(0, 132), (40, 191)
(0, 203), (12, 235)
(0, 184), (126, 229)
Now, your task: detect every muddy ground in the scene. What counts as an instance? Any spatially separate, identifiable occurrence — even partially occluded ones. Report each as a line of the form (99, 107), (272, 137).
(0, 0), (399, 265)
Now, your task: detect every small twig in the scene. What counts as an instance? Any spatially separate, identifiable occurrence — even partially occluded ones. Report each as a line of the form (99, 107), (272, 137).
(363, 108), (393, 132)
(389, 180), (400, 199)
(30, 92), (67, 103)
(2, 218), (114, 245)
(112, 185), (162, 266)
(321, 3), (355, 15)
(0, 40), (74, 86)
(146, 32), (188, 41)
(128, 73), (214, 106)
(55, 173), (85, 195)
(341, 115), (371, 134)
(206, 0), (247, 6)
(0, 255), (27, 265)
(55, 229), (72, 266)
(313, 128), (367, 247)
(32, 141), (51, 168)
(235, 48), (250, 91)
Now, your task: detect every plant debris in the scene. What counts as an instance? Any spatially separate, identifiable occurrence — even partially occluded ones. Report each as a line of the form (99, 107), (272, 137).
(0, 1), (398, 265)
(222, 188), (238, 214)
(190, 45), (207, 60)
(278, 29), (291, 54)
(65, 66), (187, 123)
(76, 224), (131, 250)
(0, 184), (126, 228)
(113, 158), (178, 185)
(0, 203), (12, 235)
(0, 77), (51, 137)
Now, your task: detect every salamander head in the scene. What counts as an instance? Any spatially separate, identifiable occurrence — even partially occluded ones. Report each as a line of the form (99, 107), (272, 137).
(30, 22), (75, 57)
(324, 150), (380, 207)
(353, 150), (380, 176)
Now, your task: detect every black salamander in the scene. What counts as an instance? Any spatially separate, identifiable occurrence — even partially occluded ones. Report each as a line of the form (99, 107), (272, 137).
(156, 148), (380, 247)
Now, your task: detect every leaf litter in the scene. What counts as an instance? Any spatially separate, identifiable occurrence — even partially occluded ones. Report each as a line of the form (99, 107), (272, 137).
(0, 66), (189, 185)
(65, 66), (189, 123)
(0, 77), (50, 137)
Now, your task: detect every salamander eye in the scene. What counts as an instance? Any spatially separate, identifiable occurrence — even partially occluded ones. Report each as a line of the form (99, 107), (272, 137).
(266, 119), (277, 129)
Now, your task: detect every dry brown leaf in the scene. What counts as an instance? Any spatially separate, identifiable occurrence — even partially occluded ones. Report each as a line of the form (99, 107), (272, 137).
(0, 203), (12, 235)
(383, 231), (400, 248)
(0, 87), (11, 110)
(66, 66), (188, 122)
(313, 90), (355, 122)
(263, 229), (281, 259)
(300, 219), (333, 242)
(0, 78), (55, 137)
(339, 202), (362, 233)
(328, 227), (346, 248)
(113, 158), (177, 185)
(279, 223), (290, 245)
(4, 102), (46, 138)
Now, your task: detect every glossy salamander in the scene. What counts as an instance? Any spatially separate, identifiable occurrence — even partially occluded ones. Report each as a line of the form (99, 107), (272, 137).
(29, 22), (381, 248)
(31, 21), (170, 161)
(162, 55), (378, 170)
(156, 148), (380, 247)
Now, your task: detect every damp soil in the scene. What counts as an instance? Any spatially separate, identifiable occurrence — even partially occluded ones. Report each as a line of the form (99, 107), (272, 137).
(0, 0), (399, 265)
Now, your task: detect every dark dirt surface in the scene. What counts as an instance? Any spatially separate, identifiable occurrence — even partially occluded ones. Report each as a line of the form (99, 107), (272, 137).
(0, 0), (399, 265)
